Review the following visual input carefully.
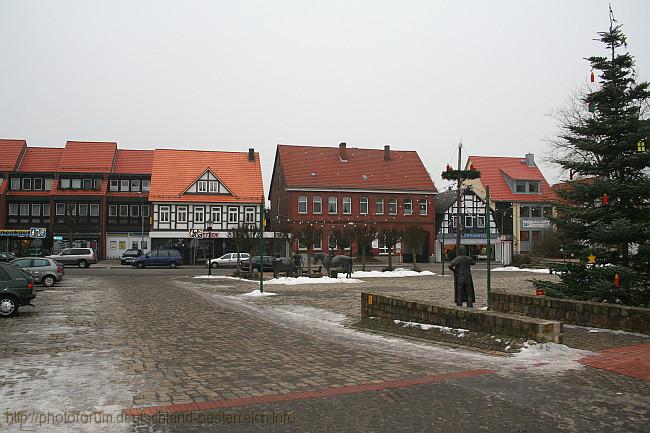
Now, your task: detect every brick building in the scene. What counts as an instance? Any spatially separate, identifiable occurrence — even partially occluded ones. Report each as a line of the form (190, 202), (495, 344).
(269, 143), (437, 261)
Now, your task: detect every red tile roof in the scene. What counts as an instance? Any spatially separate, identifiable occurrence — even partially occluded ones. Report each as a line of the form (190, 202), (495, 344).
(467, 155), (555, 202)
(58, 141), (117, 173)
(276, 144), (435, 192)
(113, 149), (154, 174)
(17, 147), (64, 173)
(0, 139), (27, 171)
(149, 149), (264, 203)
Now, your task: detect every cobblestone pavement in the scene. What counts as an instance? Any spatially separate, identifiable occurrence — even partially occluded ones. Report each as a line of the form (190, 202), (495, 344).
(1, 268), (649, 433)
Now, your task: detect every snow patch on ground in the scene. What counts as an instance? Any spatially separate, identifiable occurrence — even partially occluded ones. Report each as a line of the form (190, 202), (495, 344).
(241, 289), (278, 297)
(193, 275), (256, 282)
(351, 268), (436, 278)
(269, 305), (347, 325)
(266, 276), (363, 285)
(394, 319), (469, 337)
(491, 266), (552, 274)
(565, 324), (650, 338)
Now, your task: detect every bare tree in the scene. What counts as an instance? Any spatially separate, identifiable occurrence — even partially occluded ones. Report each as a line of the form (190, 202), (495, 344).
(378, 227), (402, 271)
(228, 223), (259, 275)
(332, 225), (354, 254)
(292, 224), (322, 274)
(351, 224), (378, 271)
(401, 225), (425, 271)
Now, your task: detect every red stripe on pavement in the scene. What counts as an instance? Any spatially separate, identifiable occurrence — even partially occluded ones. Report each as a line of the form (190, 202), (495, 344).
(123, 369), (496, 416)
(579, 343), (650, 381)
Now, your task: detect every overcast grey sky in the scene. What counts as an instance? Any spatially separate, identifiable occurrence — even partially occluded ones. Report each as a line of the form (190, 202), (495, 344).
(1, 0), (649, 196)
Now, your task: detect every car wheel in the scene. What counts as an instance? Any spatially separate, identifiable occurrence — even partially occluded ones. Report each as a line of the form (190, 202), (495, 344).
(137, 262), (145, 269)
(42, 275), (55, 288)
(0, 295), (18, 317)
(78, 260), (87, 268)
(210, 262), (219, 269)
(170, 262), (177, 269)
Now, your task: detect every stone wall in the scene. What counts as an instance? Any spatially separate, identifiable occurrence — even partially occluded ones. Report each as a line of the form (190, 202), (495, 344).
(489, 292), (650, 335)
(361, 293), (562, 343)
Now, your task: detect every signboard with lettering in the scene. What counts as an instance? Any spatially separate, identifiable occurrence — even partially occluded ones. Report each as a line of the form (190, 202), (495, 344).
(188, 229), (220, 239)
(0, 228), (46, 238)
(522, 219), (551, 229)
(30, 227), (47, 238)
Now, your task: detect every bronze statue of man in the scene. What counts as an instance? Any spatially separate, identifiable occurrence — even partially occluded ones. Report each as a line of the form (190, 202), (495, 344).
(448, 246), (475, 308)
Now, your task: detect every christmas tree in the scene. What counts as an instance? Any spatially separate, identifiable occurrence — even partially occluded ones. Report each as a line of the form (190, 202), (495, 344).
(535, 13), (650, 306)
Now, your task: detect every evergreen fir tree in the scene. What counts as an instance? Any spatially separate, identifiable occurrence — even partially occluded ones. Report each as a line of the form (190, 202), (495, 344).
(535, 16), (650, 306)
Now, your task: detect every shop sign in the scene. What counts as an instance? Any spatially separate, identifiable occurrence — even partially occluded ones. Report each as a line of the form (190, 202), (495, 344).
(30, 227), (47, 238)
(522, 219), (551, 229)
(188, 229), (220, 239)
(0, 229), (32, 237)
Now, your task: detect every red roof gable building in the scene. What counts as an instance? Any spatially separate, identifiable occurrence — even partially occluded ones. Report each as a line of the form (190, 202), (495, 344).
(148, 148), (264, 261)
(448, 153), (556, 258)
(269, 143), (437, 261)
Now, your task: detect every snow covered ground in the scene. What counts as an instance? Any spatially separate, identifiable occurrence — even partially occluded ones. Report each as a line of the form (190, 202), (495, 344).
(350, 268), (435, 278)
(266, 276), (363, 285)
(491, 266), (552, 274)
(241, 289), (278, 297)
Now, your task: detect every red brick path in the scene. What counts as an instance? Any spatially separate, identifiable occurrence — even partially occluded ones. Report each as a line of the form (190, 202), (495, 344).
(124, 369), (496, 416)
(579, 343), (650, 381)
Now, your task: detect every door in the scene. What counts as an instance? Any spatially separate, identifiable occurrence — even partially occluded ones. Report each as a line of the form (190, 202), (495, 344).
(13, 259), (35, 278)
(58, 249), (73, 265)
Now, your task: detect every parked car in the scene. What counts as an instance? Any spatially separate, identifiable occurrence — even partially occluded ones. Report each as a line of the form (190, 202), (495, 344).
(120, 249), (143, 265)
(10, 257), (64, 288)
(206, 252), (250, 268)
(240, 256), (274, 272)
(0, 252), (17, 262)
(47, 248), (98, 268)
(0, 262), (35, 317)
(132, 249), (182, 268)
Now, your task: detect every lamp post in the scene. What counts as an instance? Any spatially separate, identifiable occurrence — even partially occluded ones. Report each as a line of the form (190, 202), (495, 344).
(259, 201), (265, 293)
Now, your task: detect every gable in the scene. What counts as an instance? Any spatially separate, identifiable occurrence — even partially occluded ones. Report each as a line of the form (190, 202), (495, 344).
(183, 169), (233, 195)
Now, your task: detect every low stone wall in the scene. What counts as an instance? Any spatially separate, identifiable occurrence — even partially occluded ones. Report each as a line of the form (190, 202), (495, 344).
(361, 293), (562, 343)
(490, 292), (650, 334)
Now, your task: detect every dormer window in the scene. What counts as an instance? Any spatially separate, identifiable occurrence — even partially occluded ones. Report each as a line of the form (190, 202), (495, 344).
(209, 181), (218, 193)
(197, 181), (207, 192)
(184, 169), (230, 195)
(514, 180), (540, 194)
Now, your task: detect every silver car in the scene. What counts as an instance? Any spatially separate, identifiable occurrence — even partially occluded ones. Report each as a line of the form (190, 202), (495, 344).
(10, 257), (64, 288)
(207, 252), (250, 268)
(47, 248), (98, 268)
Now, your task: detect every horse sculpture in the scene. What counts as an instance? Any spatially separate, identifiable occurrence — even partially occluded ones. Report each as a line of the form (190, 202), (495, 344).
(272, 257), (298, 278)
(313, 252), (353, 278)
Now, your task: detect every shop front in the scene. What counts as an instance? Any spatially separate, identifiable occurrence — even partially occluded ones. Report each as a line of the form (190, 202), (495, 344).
(0, 228), (49, 256)
(51, 231), (100, 256)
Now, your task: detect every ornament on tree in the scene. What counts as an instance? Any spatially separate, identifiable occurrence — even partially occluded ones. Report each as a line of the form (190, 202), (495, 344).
(590, 70), (595, 82)
(602, 193), (609, 206)
(638, 139), (646, 153)
(614, 273), (620, 288)
(446, 164), (452, 172)
(569, 169), (574, 180)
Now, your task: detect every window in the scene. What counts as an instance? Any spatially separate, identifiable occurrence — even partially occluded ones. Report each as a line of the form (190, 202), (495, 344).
(328, 196), (337, 214)
(110, 179), (119, 191)
(45, 178), (53, 190)
(228, 207), (238, 223)
(520, 206), (530, 218)
(313, 196), (322, 214)
(404, 199), (413, 215)
(543, 207), (552, 218)
(83, 179), (93, 190)
(515, 181), (526, 193)
(515, 181), (540, 193)
(30, 204), (39, 216)
(109, 205), (118, 217)
(8, 204), (18, 215)
(60, 178), (71, 189)
(94, 179), (102, 190)
(33, 178), (43, 191)
(131, 179), (140, 192)
(209, 181), (218, 193)
(159, 206), (170, 223)
(528, 182), (540, 193)
(419, 199), (428, 215)
(194, 206), (205, 223)
(477, 215), (486, 228)
(22, 178), (31, 190)
(56, 203), (65, 216)
(245, 207), (255, 224)
(211, 206), (221, 223)
(520, 231), (530, 241)
(388, 198), (397, 215)
(197, 181), (207, 193)
(10, 178), (20, 190)
(67, 203), (76, 216)
(130, 205), (139, 217)
(360, 197), (368, 215)
(78, 204), (89, 216)
(141, 205), (150, 217)
(42, 204), (50, 217)
(20, 204), (30, 216)
(90, 204), (99, 217)
(120, 180), (130, 192)
(298, 196), (307, 214)
(142, 180), (150, 192)
(531, 206), (542, 218)
(177, 206), (187, 223)
(464, 215), (473, 227)
(120, 205), (129, 217)
(343, 197), (351, 214)
(71, 179), (82, 189)
(375, 198), (384, 215)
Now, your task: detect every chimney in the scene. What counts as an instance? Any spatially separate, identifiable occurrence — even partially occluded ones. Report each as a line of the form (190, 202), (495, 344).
(339, 142), (347, 162)
(248, 148), (255, 162)
(524, 153), (535, 167)
(384, 145), (391, 161)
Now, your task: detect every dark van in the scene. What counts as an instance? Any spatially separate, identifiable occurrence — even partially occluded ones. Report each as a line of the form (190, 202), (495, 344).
(132, 249), (182, 268)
